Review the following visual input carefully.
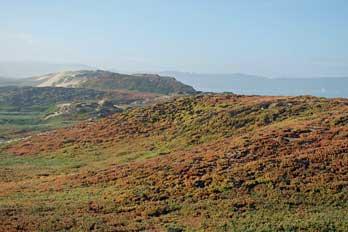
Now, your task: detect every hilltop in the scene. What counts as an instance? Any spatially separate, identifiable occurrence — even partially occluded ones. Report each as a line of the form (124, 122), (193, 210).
(31, 70), (196, 95)
(1, 94), (347, 231)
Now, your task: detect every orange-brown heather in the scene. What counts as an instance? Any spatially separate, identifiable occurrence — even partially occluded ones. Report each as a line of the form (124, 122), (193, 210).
(1, 94), (348, 231)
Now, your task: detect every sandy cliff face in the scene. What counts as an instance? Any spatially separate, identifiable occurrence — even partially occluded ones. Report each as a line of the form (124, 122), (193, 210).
(35, 71), (90, 87)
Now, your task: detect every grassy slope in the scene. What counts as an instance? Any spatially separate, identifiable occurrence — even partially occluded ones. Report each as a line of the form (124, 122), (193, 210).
(1, 94), (348, 231)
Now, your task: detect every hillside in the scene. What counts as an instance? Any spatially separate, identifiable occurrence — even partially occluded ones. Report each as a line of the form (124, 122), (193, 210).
(0, 86), (160, 107)
(31, 70), (196, 95)
(1, 94), (347, 231)
(0, 86), (161, 140)
(0, 69), (195, 140)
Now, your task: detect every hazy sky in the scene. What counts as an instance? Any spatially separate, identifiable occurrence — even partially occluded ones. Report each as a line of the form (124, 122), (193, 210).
(1, 0), (348, 77)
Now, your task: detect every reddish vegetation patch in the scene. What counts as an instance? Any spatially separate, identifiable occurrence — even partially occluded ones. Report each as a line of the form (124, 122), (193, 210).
(2, 94), (348, 231)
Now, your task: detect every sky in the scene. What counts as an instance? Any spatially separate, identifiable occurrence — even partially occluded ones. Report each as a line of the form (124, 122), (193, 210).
(1, 0), (348, 77)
